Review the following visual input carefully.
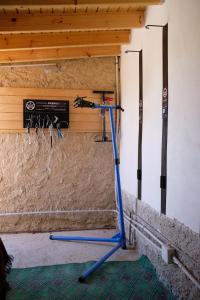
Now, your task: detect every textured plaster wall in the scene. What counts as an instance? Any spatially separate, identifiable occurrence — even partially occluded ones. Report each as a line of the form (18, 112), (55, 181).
(0, 58), (115, 90)
(0, 57), (117, 232)
(123, 191), (200, 300)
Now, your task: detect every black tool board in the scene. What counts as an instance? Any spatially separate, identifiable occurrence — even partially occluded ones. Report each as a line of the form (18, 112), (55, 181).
(23, 99), (69, 129)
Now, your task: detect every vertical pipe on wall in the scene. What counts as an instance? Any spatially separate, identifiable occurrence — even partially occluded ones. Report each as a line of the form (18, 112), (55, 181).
(160, 24), (168, 215)
(115, 56), (121, 211)
(137, 50), (143, 200)
(115, 56), (121, 137)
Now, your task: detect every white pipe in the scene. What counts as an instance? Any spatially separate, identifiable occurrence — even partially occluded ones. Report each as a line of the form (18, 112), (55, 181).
(129, 211), (198, 266)
(173, 256), (200, 291)
(131, 212), (170, 244)
(124, 213), (164, 247)
(124, 211), (200, 291)
(0, 209), (117, 217)
(124, 215), (161, 252)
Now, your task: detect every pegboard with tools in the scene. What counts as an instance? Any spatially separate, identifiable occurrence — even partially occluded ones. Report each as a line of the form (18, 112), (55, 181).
(0, 87), (113, 133)
(23, 99), (69, 130)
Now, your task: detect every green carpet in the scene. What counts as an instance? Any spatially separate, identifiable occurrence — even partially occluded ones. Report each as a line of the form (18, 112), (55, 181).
(7, 256), (175, 300)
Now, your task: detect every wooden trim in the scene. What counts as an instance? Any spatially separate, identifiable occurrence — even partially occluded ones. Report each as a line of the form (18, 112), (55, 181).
(0, 45), (121, 63)
(0, 30), (130, 51)
(0, 87), (103, 97)
(0, 0), (163, 6)
(0, 120), (110, 130)
(0, 87), (114, 133)
(0, 112), (110, 123)
(0, 12), (144, 33)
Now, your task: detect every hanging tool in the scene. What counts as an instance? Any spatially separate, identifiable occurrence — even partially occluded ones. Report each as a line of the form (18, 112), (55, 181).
(93, 90), (114, 142)
(49, 123), (53, 148)
(56, 123), (63, 140)
(26, 114), (33, 134)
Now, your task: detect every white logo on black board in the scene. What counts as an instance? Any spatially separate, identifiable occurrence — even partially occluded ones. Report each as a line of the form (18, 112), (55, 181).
(26, 101), (36, 111)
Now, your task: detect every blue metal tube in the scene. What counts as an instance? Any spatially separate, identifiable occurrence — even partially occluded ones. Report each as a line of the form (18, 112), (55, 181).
(109, 108), (126, 244)
(50, 103), (126, 281)
(50, 235), (120, 243)
(112, 232), (121, 239)
(79, 242), (123, 281)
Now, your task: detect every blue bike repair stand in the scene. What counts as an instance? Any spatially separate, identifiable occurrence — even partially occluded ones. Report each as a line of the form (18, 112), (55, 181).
(50, 97), (126, 282)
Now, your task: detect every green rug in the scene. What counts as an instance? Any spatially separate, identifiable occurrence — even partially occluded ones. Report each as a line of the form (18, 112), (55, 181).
(7, 256), (175, 300)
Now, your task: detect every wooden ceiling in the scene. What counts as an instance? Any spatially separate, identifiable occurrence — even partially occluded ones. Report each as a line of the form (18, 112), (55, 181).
(0, 0), (163, 64)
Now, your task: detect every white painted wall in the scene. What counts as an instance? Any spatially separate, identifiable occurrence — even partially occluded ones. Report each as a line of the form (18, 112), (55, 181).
(120, 0), (200, 233)
(120, 31), (140, 197)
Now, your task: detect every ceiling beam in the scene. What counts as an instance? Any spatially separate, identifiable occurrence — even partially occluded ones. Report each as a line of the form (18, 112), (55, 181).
(0, 30), (130, 51)
(0, 0), (164, 5)
(0, 1), (163, 11)
(0, 45), (121, 63)
(0, 11), (143, 33)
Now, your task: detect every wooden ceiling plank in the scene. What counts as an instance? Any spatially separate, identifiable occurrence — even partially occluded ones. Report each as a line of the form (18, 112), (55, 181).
(0, 87), (104, 97)
(77, 0), (163, 4)
(0, 30), (130, 50)
(0, 11), (144, 33)
(0, 0), (164, 6)
(0, 45), (121, 63)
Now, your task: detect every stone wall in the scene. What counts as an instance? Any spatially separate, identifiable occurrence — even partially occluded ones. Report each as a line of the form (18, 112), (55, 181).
(0, 58), (117, 232)
(123, 191), (200, 300)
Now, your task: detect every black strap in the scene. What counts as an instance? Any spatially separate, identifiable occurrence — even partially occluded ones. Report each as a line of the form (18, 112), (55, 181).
(137, 50), (143, 200)
(160, 24), (168, 214)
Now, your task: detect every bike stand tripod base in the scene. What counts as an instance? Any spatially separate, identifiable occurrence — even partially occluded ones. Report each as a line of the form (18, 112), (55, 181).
(50, 233), (126, 282)
(78, 276), (85, 283)
(77, 241), (125, 282)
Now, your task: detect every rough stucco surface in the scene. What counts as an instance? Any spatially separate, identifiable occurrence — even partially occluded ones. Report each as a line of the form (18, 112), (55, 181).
(122, 191), (200, 300)
(0, 58), (115, 90)
(0, 58), (116, 232)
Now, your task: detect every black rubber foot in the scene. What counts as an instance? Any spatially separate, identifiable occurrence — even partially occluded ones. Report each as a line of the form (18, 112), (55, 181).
(78, 276), (85, 283)
(122, 245), (127, 250)
(49, 235), (53, 240)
